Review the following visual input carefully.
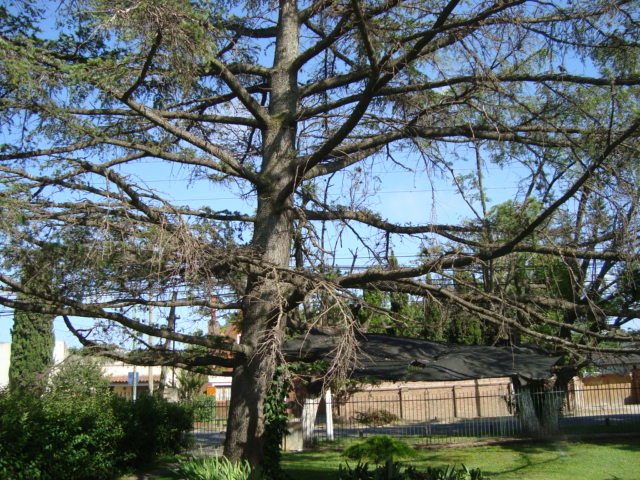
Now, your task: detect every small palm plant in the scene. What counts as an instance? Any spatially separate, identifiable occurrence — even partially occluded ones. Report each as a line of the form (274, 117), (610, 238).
(341, 435), (416, 479)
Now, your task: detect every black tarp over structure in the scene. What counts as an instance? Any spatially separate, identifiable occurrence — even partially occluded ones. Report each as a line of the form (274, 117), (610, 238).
(283, 331), (564, 442)
(283, 330), (562, 383)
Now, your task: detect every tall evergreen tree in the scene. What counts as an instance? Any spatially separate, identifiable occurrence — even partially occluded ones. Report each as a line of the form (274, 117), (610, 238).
(8, 262), (55, 393)
(9, 309), (55, 393)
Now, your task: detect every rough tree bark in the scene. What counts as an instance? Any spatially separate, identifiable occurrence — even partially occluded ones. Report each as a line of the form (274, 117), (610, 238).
(224, 0), (300, 462)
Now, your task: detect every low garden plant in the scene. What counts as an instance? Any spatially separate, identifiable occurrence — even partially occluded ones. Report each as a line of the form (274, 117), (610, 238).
(404, 464), (489, 480)
(174, 455), (256, 480)
(343, 435), (417, 465)
(340, 435), (415, 480)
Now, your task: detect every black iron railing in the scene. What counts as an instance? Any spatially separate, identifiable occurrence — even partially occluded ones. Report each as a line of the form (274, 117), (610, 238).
(188, 384), (640, 449)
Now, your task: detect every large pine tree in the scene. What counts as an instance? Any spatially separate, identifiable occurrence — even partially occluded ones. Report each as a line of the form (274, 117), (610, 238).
(1, 0), (640, 464)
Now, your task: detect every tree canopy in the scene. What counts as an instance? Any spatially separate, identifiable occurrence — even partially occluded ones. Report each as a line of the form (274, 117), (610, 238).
(1, 0), (640, 464)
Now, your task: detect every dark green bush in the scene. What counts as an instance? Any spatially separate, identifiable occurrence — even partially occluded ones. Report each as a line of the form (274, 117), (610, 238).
(0, 386), (193, 479)
(186, 393), (217, 422)
(343, 436), (416, 464)
(0, 388), (122, 480)
(0, 391), (45, 480)
(354, 409), (400, 426)
(114, 393), (193, 465)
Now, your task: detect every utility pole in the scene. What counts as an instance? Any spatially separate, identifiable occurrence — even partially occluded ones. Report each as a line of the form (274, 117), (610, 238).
(148, 305), (154, 394)
(132, 307), (138, 402)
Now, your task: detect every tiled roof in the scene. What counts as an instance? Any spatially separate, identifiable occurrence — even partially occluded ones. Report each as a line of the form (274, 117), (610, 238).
(110, 375), (161, 384)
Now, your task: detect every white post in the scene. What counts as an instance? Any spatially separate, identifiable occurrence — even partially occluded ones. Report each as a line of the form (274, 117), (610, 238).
(301, 394), (321, 447)
(324, 388), (334, 442)
(132, 365), (137, 402)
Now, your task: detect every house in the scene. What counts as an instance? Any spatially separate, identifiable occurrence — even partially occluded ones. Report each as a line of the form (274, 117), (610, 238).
(101, 360), (169, 400)
(0, 341), (68, 389)
(203, 375), (232, 401)
(101, 359), (234, 401)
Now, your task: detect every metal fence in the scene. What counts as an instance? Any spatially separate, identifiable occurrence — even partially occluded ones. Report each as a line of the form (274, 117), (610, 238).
(311, 384), (640, 445)
(188, 399), (229, 453)
(189, 384), (640, 450)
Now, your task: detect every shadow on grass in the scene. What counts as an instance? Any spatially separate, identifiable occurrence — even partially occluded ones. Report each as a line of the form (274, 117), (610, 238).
(495, 435), (640, 454)
(282, 451), (343, 480)
(282, 437), (640, 480)
(492, 450), (568, 477)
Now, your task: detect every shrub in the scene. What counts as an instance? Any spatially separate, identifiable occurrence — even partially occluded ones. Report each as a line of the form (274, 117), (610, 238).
(187, 393), (218, 423)
(0, 388), (122, 480)
(41, 392), (124, 480)
(0, 361), (193, 480)
(354, 409), (400, 426)
(341, 436), (416, 480)
(0, 390), (45, 480)
(343, 436), (416, 465)
(114, 393), (194, 466)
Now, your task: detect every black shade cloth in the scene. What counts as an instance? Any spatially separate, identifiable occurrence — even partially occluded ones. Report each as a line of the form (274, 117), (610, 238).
(283, 331), (561, 382)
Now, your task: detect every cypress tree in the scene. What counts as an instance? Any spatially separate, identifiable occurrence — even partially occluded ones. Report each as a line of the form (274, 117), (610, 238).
(8, 258), (55, 394)
(9, 307), (55, 393)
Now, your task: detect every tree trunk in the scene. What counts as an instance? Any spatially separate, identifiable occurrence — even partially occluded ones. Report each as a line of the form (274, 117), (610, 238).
(223, 0), (299, 464)
(224, 346), (280, 464)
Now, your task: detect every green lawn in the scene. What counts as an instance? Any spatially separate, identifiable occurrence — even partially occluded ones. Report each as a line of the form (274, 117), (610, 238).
(282, 438), (640, 480)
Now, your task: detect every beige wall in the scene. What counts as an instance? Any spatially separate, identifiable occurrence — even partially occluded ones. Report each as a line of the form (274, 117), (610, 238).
(567, 373), (637, 411)
(335, 378), (513, 423)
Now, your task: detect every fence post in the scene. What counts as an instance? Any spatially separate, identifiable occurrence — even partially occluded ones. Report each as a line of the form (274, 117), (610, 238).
(631, 369), (640, 404)
(475, 380), (482, 418)
(325, 388), (334, 441)
(452, 386), (457, 418)
(302, 394), (321, 447)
